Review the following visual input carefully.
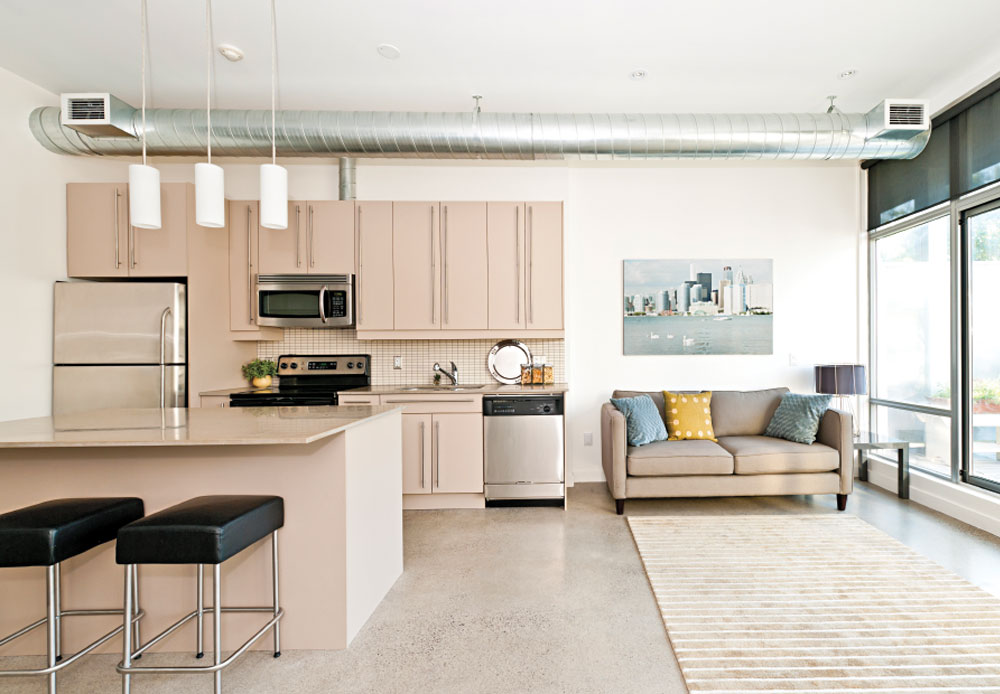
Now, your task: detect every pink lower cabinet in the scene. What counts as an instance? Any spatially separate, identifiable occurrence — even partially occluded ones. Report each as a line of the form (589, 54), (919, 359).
(380, 394), (485, 507)
(432, 413), (484, 493)
(402, 414), (433, 494)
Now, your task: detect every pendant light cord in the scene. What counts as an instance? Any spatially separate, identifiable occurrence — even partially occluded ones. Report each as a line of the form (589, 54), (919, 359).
(141, 0), (148, 166)
(270, 0), (277, 165)
(206, 0), (213, 163)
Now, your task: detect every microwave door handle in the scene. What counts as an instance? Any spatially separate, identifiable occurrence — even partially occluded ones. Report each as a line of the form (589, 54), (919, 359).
(319, 285), (328, 324)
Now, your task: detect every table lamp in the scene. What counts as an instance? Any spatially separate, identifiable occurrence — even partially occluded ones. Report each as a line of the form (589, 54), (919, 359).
(815, 364), (866, 436)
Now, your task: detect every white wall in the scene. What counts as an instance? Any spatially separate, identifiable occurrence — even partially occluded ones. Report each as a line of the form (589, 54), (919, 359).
(0, 68), (128, 421)
(0, 68), (863, 484)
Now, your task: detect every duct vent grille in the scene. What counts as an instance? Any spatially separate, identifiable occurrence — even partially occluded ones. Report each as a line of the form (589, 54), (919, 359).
(888, 103), (926, 126)
(67, 98), (106, 121)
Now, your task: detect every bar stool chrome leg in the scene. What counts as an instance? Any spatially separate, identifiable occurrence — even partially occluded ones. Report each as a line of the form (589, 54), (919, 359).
(196, 564), (205, 658)
(213, 564), (222, 694)
(131, 565), (141, 659)
(46, 565), (57, 694)
(122, 564), (133, 694)
(272, 531), (281, 658)
(54, 563), (62, 663)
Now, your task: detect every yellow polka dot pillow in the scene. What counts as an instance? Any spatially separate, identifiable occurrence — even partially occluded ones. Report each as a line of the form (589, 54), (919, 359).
(662, 391), (717, 441)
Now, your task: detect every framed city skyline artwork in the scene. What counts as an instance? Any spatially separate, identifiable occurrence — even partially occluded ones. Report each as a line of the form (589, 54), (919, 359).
(623, 259), (774, 355)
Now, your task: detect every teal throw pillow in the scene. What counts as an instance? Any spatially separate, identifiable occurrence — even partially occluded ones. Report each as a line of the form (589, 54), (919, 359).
(764, 393), (833, 444)
(611, 395), (668, 447)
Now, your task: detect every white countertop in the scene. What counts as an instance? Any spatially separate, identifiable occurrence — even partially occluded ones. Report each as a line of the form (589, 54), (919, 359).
(0, 406), (401, 448)
(199, 383), (569, 397)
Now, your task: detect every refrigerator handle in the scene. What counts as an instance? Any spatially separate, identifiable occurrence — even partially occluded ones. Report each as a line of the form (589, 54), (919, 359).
(159, 306), (172, 408)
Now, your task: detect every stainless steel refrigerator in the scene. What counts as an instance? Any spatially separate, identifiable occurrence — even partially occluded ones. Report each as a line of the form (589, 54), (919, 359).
(53, 281), (187, 415)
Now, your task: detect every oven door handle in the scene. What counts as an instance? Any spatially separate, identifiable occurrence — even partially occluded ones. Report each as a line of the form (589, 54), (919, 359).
(318, 285), (329, 324)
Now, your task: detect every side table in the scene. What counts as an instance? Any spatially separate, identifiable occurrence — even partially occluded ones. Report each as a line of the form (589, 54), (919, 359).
(854, 431), (909, 500)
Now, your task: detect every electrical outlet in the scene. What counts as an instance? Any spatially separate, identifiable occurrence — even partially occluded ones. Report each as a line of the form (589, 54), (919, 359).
(393, 356), (402, 370)
(583, 432), (594, 446)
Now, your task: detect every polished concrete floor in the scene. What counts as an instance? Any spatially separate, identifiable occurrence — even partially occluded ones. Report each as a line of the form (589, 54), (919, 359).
(4, 482), (1000, 693)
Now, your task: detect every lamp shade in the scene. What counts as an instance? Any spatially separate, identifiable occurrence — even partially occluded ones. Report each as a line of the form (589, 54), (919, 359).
(815, 364), (867, 395)
(195, 162), (225, 228)
(259, 163), (288, 229)
(128, 164), (161, 229)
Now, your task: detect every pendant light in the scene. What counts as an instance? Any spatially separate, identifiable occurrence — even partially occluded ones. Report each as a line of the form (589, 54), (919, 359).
(195, 0), (225, 228)
(129, 0), (161, 229)
(259, 0), (287, 229)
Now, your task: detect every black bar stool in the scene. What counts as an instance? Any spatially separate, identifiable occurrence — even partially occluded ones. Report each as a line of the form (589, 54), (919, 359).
(115, 495), (284, 694)
(0, 497), (145, 693)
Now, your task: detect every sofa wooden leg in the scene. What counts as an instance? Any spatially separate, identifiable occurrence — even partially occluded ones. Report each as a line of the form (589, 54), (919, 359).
(615, 499), (625, 515)
(837, 494), (848, 511)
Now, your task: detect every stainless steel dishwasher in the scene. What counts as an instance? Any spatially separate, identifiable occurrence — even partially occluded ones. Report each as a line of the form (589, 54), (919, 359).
(483, 395), (565, 505)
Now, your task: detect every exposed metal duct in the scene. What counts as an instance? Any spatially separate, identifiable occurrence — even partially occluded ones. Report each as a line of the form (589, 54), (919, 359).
(29, 98), (930, 160)
(338, 157), (356, 200)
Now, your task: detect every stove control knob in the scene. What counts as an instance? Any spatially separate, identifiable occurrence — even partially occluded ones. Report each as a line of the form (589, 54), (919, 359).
(290, 363), (298, 370)
(347, 362), (355, 369)
(280, 363), (288, 370)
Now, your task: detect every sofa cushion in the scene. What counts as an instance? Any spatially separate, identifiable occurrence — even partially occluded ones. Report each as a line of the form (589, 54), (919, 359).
(610, 394), (668, 447)
(663, 391), (717, 441)
(613, 390), (667, 425)
(627, 439), (735, 477)
(711, 388), (789, 437)
(716, 435), (839, 475)
(764, 393), (833, 444)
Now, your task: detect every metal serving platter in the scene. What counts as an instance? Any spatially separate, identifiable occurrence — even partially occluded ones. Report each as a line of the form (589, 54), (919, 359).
(487, 340), (532, 385)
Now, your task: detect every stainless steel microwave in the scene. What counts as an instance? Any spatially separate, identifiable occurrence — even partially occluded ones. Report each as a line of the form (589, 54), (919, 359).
(255, 274), (355, 328)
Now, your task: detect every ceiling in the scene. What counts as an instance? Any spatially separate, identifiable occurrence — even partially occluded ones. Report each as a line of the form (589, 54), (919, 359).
(1, 0), (999, 115)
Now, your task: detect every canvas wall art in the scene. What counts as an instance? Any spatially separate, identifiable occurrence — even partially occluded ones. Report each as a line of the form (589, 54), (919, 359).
(623, 259), (774, 355)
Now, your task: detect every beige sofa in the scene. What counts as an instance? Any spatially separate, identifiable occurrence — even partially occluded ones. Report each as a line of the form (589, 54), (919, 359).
(601, 387), (853, 514)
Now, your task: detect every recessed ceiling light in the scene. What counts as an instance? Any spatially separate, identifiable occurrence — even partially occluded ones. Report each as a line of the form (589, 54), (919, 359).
(838, 69), (857, 80)
(631, 69), (647, 81)
(217, 44), (244, 62)
(377, 43), (401, 60)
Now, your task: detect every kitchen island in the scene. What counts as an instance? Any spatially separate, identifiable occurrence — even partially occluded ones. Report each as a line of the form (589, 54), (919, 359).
(0, 405), (403, 656)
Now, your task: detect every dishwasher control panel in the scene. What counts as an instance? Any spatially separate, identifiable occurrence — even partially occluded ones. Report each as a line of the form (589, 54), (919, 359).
(483, 396), (563, 416)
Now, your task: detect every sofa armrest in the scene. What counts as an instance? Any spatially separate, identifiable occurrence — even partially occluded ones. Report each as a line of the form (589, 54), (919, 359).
(817, 408), (853, 494)
(601, 402), (627, 499)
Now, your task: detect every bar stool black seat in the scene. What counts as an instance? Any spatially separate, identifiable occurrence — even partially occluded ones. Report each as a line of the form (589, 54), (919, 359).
(0, 498), (145, 694)
(116, 495), (284, 694)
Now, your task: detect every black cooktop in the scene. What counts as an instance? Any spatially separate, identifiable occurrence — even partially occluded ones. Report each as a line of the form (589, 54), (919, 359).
(228, 354), (370, 407)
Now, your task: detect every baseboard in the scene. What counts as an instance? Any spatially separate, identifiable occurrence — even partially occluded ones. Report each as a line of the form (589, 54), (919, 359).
(867, 458), (1000, 538)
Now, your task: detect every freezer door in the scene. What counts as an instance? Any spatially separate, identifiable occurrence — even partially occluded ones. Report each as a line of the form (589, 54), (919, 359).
(53, 282), (186, 364)
(53, 365), (186, 415)
(484, 415), (565, 484)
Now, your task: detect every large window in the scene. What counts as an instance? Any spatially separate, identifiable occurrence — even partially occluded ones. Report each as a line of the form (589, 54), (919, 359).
(871, 216), (953, 477)
(964, 203), (1000, 490)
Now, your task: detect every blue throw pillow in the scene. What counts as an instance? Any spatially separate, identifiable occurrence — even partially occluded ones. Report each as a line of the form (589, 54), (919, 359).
(764, 393), (833, 444)
(611, 395), (668, 447)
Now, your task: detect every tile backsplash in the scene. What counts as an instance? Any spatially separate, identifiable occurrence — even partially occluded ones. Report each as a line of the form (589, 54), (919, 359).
(257, 330), (565, 386)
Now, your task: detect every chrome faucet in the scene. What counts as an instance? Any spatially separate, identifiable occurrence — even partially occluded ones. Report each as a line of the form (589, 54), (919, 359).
(433, 361), (459, 386)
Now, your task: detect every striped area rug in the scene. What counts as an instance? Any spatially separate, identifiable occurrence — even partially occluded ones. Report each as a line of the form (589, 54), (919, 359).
(627, 515), (1000, 693)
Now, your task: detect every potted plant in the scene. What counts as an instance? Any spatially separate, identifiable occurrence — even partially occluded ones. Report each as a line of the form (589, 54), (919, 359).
(242, 359), (278, 389)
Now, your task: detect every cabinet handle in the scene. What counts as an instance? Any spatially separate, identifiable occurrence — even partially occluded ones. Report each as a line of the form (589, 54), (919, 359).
(527, 205), (534, 324)
(295, 205), (301, 267)
(113, 189), (121, 269)
(419, 420), (425, 489)
(515, 206), (520, 323)
(429, 206), (436, 325)
(356, 206), (362, 325)
(443, 205), (448, 325)
(308, 205), (315, 267)
(434, 420), (440, 489)
(129, 222), (136, 269)
(383, 398), (475, 404)
(247, 205), (253, 324)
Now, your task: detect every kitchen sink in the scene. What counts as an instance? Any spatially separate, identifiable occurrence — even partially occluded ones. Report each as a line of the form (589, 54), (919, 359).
(397, 385), (487, 392)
